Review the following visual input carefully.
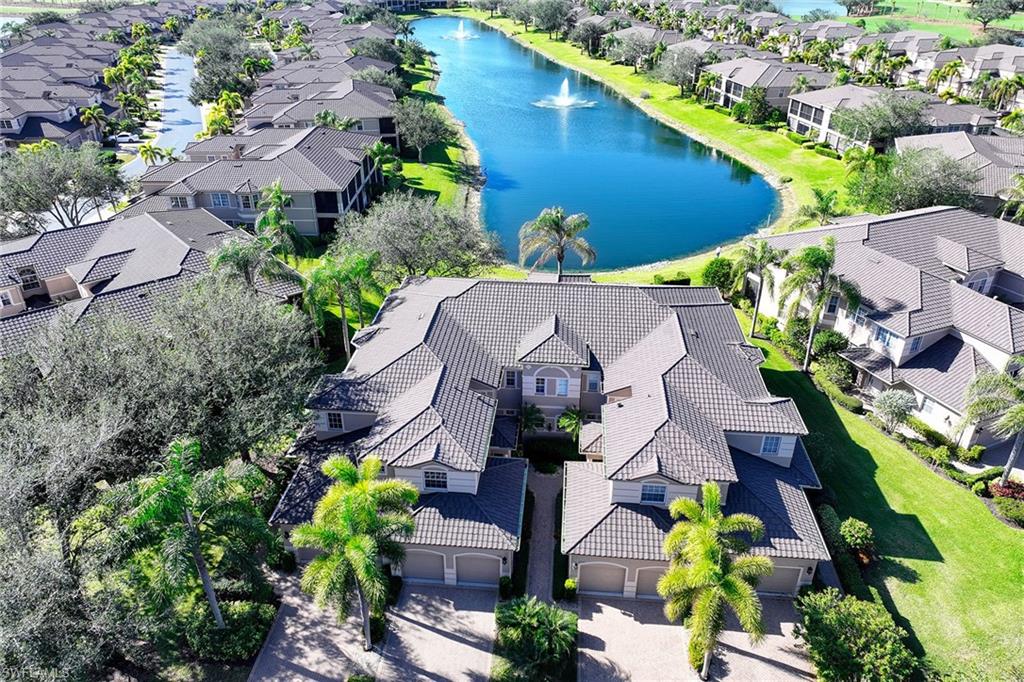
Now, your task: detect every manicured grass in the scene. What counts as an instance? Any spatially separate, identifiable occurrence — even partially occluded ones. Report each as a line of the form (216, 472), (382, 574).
(739, 310), (1024, 678)
(430, 8), (848, 220)
(837, 0), (1024, 41)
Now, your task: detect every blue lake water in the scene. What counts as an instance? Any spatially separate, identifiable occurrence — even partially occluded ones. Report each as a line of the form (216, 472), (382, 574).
(777, 0), (846, 17)
(415, 16), (780, 270)
(122, 47), (204, 178)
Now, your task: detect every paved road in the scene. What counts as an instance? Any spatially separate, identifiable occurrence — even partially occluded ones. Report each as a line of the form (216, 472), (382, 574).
(526, 465), (562, 602)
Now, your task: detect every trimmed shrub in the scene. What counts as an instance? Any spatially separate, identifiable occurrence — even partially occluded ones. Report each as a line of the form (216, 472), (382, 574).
(780, 175), (793, 183)
(801, 140), (818, 149)
(814, 373), (864, 414)
(839, 517), (874, 552)
(495, 597), (578, 681)
(795, 588), (918, 682)
(927, 445), (951, 467)
(652, 271), (690, 285)
(994, 496), (1024, 527)
(499, 576), (514, 600)
(701, 257), (734, 293)
(971, 480), (987, 496)
(563, 578), (577, 600)
(181, 599), (276, 662)
(348, 676), (375, 682)
(873, 390), (917, 433)
(990, 479), (1024, 501)
(905, 416), (956, 450)
(812, 329), (849, 358)
(947, 465), (1003, 487)
(786, 131), (807, 144)
(784, 316), (811, 350)
(816, 505), (869, 598)
(816, 355), (854, 390)
(815, 146), (841, 159)
(960, 444), (985, 463)
(639, 89), (651, 99)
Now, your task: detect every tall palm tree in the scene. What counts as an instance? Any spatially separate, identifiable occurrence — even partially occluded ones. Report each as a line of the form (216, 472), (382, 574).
(696, 71), (720, 101)
(494, 596), (578, 679)
(1000, 108), (1024, 134)
(217, 89), (244, 117)
(212, 234), (296, 291)
(313, 109), (358, 130)
(778, 235), (861, 371)
(964, 362), (1024, 486)
(999, 173), (1024, 222)
(657, 481), (773, 679)
(256, 180), (304, 256)
(519, 206), (596, 277)
(731, 238), (786, 337)
(306, 254), (358, 361)
(108, 439), (273, 629)
(557, 406), (584, 442)
(795, 187), (840, 227)
(297, 42), (320, 61)
(292, 455), (418, 650)
(520, 403), (545, 439)
(364, 140), (397, 185)
(138, 141), (163, 166)
(79, 104), (109, 140)
(990, 75), (1024, 111)
(339, 248), (383, 328)
(789, 73), (812, 95)
(843, 145), (886, 177)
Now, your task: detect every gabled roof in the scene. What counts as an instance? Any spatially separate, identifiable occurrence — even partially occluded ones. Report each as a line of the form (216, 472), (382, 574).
(515, 314), (590, 366)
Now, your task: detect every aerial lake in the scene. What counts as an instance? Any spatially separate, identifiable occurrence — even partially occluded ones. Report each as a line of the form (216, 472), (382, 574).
(415, 16), (780, 270)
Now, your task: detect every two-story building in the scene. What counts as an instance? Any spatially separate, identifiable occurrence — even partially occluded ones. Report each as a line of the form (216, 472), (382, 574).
(124, 126), (382, 236)
(753, 207), (1024, 448)
(703, 57), (832, 111)
(271, 276), (829, 596)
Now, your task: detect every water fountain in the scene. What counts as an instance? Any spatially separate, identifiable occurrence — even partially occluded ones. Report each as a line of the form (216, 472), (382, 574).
(444, 19), (478, 40)
(532, 77), (597, 109)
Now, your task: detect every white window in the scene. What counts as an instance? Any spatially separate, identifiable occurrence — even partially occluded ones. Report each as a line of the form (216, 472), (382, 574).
(0, 119), (13, 129)
(535, 377), (546, 395)
(505, 370), (517, 388)
(966, 277), (989, 293)
(206, 155), (216, 161)
(761, 435), (782, 455)
(920, 396), (937, 415)
(424, 470), (448, 490)
(327, 412), (344, 430)
(874, 325), (898, 350)
(210, 192), (231, 207)
(586, 374), (601, 392)
(909, 336), (922, 353)
(240, 194), (258, 210)
(16, 267), (39, 289)
(852, 306), (870, 326)
(0, 291), (11, 306)
(826, 295), (839, 315)
(640, 483), (667, 504)
(555, 378), (569, 397)
(169, 196), (189, 209)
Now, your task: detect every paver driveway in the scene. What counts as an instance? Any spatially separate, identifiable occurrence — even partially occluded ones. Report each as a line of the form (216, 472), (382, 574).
(577, 596), (814, 681)
(377, 584), (497, 682)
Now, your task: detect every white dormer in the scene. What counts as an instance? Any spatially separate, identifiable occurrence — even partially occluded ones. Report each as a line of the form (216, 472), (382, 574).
(725, 432), (797, 466)
(313, 409), (375, 439)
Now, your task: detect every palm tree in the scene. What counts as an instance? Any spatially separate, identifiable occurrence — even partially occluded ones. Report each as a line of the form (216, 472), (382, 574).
(313, 109), (358, 130)
(339, 248), (383, 328)
(103, 66), (127, 94)
(297, 42), (320, 61)
(848, 44), (869, 72)
(365, 140), (397, 185)
(789, 74), (812, 95)
(203, 106), (234, 137)
(843, 145), (886, 177)
(495, 596), (578, 678)
(520, 403), (545, 438)
(138, 141), (163, 166)
(108, 439), (273, 629)
(519, 207), (596, 277)
(990, 75), (1024, 111)
(217, 89), (244, 117)
(964, 362), (1024, 486)
(794, 187), (841, 227)
(657, 481), (773, 679)
(696, 71), (720, 101)
(999, 173), (1024, 222)
(161, 146), (180, 162)
(79, 104), (109, 140)
(731, 238), (786, 337)
(162, 16), (181, 36)
(292, 455), (418, 650)
(1000, 108), (1024, 134)
(557, 406), (584, 442)
(778, 235), (861, 371)
(306, 254), (358, 361)
(241, 55), (273, 83)
(212, 235), (296, 291)
(256, 180), (304, 255)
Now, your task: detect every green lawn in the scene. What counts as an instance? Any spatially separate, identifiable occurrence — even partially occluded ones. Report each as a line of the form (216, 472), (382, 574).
(837, 0), (1024, 41)
(740, 311), (1024, 678)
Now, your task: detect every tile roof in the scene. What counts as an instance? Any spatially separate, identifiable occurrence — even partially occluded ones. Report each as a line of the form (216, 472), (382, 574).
(895, 132), (1024, 199)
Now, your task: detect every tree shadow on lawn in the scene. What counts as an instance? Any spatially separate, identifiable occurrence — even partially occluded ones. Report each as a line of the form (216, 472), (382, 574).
(758, 347), (939, 658)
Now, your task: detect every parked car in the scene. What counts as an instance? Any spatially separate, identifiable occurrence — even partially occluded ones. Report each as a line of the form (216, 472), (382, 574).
(112, 132), (140, 143)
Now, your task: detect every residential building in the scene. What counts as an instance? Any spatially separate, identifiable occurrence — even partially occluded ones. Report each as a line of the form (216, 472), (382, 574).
(272, 276), (830, 596)
(753, 207), (1024, 447)
(895, 132), (1024, 213)
(239, 78), (398, 147)
(704, 57), (832, 110)
(608, 25), (683, 46)
(900, 44), (1024, 107)
(839, 30), (943, 71)
(126, 126), (382, 236)
(666, 38), (782, 64)
(0, 209), (299, 356)
(787, 85), (997, 153)
(257, 55), (397, 88)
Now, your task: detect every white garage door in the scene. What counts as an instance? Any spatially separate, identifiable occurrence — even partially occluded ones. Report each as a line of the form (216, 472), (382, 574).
(456, 554), (501, 586)
(757, 566), (802, 595)
(403, 550), (445, 583)
(578, 563), (626, 596)
(635, 567), (665, 599)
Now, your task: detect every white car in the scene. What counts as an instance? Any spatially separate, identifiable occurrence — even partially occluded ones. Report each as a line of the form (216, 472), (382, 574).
(113, 132), (140, 143)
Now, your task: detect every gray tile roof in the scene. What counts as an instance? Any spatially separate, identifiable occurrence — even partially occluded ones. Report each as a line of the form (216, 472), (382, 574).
(897, 334), (995, 411)
(562, 442), (828, 562)
(895, 132), (1024, 199)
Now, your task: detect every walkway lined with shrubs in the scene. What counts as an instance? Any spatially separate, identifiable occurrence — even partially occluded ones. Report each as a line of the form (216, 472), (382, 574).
(742, 313), (1024, 678)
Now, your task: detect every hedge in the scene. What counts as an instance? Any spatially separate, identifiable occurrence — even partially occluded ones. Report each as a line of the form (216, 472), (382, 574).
(814, 373), (864, 414)
(816, 505), (869, 599)
(994, 497), (1024, 527)
(181, 599), (276, 662)
(815, 146), (841, 159)
(786, 131), (807, 144)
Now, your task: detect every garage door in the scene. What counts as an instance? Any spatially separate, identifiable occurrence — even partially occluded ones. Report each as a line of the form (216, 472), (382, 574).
(403, 550), (445, 583)
(578, 563), (626, 596)
(456, 554), (501, 586)
(635, 567), (665, 599)
(757, 566), (802, 595)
